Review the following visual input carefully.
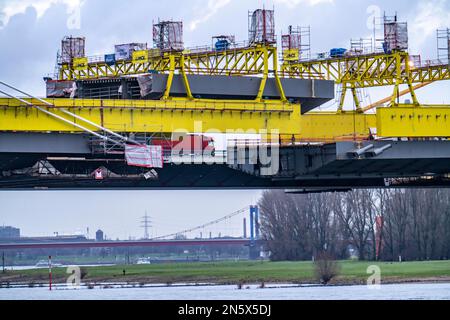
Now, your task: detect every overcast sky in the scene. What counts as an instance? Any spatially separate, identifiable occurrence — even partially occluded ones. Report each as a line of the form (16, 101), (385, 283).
(1, 0), (450, 239)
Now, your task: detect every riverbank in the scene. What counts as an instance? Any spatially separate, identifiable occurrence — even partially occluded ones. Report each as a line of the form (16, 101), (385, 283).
(1, 260), (450, 287)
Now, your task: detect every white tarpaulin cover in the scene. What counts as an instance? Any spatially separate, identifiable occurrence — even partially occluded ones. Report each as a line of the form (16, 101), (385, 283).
(115, 43), (147, 61)
(125, 145), (163, 168)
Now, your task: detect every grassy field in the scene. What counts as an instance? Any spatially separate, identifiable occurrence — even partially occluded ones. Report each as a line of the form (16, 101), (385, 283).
(1, 260), (450, 285)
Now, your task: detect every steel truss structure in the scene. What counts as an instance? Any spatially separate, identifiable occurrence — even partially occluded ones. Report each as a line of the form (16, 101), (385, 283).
(2, 9), (449, 145)
(281, 51), (450, 112)
(58, 45), (286, 102)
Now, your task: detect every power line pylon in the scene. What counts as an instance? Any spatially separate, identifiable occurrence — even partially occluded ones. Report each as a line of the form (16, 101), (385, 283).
(141, 212), (152, 240)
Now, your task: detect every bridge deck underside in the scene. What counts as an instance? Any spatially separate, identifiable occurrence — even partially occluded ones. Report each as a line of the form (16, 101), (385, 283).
(1, 134), (450, 190)
(1, 164), (450, 189)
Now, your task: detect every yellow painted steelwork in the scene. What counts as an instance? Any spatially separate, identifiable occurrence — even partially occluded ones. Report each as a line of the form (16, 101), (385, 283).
(0, 97), (301, 135)
(2, 98), (450, 139)
(184, 45), (277, 76)
(300, 112), (376, 140)
(73, 57), (88, 71)
(57, 44), (450, 116)
(132, 50), (149, 64)
(281, 51), (450, 87)
(283, 49), (300, 62)
(61, 46), (450, 87)
(58, 45), (287, 103)
(59, 45), (278, 80)
(377, 105), (450, 137)
(281, 51), (450, 110)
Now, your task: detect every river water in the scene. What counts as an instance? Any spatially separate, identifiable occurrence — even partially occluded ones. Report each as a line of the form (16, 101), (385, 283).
(1, 283), (449, 300)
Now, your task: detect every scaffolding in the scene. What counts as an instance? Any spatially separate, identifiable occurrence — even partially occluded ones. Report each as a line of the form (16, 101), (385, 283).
(437, 28), (450, 64)
(248, 9), (276, 45)
(383, 14), (408, 53)
(153, 20), (184, 52)
(409, 54), (422, 69)
(60, 36), (85, 64)
(349, 38), (373, 56)
(281, 26), (310, 62)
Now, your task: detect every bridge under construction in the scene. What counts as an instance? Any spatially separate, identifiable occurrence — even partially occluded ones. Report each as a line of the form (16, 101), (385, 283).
(1, 9), (450, 191)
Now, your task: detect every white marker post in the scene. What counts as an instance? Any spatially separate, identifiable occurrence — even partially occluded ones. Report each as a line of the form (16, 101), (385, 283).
(48, 255), (52, 291)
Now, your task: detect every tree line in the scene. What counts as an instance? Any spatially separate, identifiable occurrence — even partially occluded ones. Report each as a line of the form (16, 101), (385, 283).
(258, 189), (450, 261)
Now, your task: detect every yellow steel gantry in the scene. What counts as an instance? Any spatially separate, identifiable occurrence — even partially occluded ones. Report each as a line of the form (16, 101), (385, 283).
(60, 45), (450, 112)
(1, 39), (449, 141)
(60, 45), (277, 79)
(60, 45), (287, 102)
(281, 51), (450, 112)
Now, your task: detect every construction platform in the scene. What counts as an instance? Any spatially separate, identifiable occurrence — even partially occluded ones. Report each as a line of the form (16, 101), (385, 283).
(1, 10), (450, 191)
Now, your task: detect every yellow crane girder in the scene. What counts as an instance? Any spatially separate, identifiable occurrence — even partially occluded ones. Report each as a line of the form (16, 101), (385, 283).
(0, 97), (301, 135)
(281, 51), (450, 86)
(377, 104), (450, 137)
(281, 51), (450, 110)
(59, 45), (287, 103)
(56, 45), (450, 114)
(1, 98), (450, 140)
(59, 45), (278, 81)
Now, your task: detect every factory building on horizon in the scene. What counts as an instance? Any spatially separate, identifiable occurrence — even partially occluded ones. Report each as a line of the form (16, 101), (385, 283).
(0, 226), (20, 239)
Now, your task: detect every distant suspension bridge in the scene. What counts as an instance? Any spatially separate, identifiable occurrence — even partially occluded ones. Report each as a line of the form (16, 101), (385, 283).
(0, 206), (262, 251)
